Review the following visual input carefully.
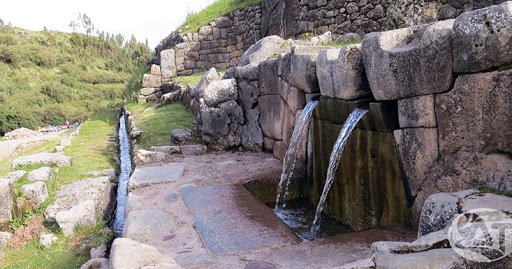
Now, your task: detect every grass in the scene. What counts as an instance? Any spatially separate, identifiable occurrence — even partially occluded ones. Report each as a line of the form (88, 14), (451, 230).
(177, 0), (261, 34)
(319, 37), (363, 48)
(125, 103), (194, 149)
(0, 110), (118, 269)
(478, 187), (512, 197)
(171, 67), (227, 86)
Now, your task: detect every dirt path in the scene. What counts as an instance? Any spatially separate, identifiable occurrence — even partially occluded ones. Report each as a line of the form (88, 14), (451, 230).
(0, 131), (65, 160)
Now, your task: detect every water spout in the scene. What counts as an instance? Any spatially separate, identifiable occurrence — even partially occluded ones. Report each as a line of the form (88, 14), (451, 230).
(113, 112), (133, 235)
(275, 100), (319, 210)
(310, 107), (369, 236)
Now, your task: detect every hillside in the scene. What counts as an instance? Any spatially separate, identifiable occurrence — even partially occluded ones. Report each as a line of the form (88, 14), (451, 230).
(0, 26), (150, 135)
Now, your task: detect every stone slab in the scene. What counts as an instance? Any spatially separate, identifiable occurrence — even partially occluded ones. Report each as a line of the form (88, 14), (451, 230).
(128, 164), (185, 190)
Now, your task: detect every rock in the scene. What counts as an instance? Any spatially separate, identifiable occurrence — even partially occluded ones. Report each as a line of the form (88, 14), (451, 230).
(435, 70), (512, 156)
(123, 209), (175, 243)
(258, 58), (280, 96)
(160, 92), (181, 104)
(181, 144), (207, 156)
(0, 232), (12, 249)
(310, 31), (332, 45)
(21, 181), (48, 208)
(128, 164), (185, 190)
(202, 79), (238, 107)
(263, 137), (275, 151)
(279, 80), (306, 112)
(130, 129), (142, 140)
(45, 177), (113, 227)
(394, 128), (438, 197)
(6, 170), (26, 184)
(135, 149), (167, 165)
(244, 261), (278, 269)
(54, 145), (65, 152)
(461, 192), (512, 214)
(140, 88), (159, 96)
(273, 141), (287, 160)
(338, 258), (374, 269)
(373, 229), (450, 254)
(27, 167), (54, 182)
(4, 128), (42, 140)
(373, 248), (465, 269)
(281, 46), (326, 93)
(142, 74), (162, 88)
(150, 64), (161, 76)
(81, 258), (109, 269)
(241, 110), (264, 151)
(12, 153), (71, 169)
(55, 200), (96, 235)
(39, 233), (58, 247)
(150, 146), (181, 154)
(235, 35), (285, 80)
(418, 193), (459, 237)
(398, 95), (436, 128)
(170, 128), (192, 145)
(198, 100), (244, 149)
(192, 68), (221, 99)
(453, 2), (512, 73)
(259, 95), (286, 140)
(316, 45), (369, 100)
(0, 181), (14, 229)
(90, 244), (107, 258)
(60, 138), (72, 147)
(160, 49), (177, 79)
(109, 238), (182, 269)
(362, 20), (454, 100)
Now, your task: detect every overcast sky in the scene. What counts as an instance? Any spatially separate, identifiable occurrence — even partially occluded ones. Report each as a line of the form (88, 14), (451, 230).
(0, 0), (218, 49)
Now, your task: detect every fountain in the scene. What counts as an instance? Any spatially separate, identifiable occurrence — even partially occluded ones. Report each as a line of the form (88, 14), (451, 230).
(310, 107), (369, 236)
(112, 112), (132, 235)
(275, 100), (319, 210)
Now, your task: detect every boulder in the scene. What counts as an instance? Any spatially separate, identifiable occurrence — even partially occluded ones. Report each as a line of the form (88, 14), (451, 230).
(27, 167), (54, 182)
(161, 92), (181, 104)
(12, 153), (71, 169)
(202, 79), (238, 107)
(418, 193), (459, 237)
(316, 45), (370, 100)
(134, 149), (167, 165)
(110, 238), (182, 269)
(140, 88), (159, 96)
(6, 170), (26, 185)
(192, 68), (221, 99)
(181, 144), (207, 156)
(170, 128), (192, 145)
(55, 200), (96, 235)
(123, 209), (175, 243)
(4, 128), (41, 140)
(398, 95), (436, 128)
(281, 46), (327, 93)
(150, 146), (181, 154)
(198, 100), (244, 149)
(21, 181), (48, 208)
(39, 233), (58, 247)
(150, 64), (161, 76)
(394, 128), (438, 197)
(45, 177), (113, 228)
(235, 35), (285, 80)
(80, 258), (109, 269)
(362, 20), (454, 100)
(54, 145), (65, 153)
(453, 2), (512, 73)
(435, 70), (512, 156)
(128, 164), (185, 190)
(0, 181), (13, 229)
(90, 244), (108, 258)
(160, 49), (177, 79)
(142, 74), (162, 88)
(259, 95), (286, 140)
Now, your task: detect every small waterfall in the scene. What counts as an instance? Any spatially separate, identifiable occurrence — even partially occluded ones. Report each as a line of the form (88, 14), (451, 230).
(275, 100), (319, 210)
(310, 107), (369, 236)
(113, 112), (132, 235)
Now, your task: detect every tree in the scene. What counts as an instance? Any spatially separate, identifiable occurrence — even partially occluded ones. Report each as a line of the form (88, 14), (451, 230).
(69, 13), (95, 35)
(0, 18), (4, 27)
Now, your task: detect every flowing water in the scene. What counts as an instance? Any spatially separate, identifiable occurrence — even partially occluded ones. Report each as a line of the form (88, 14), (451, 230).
(113, 112), (132, 235)
(275, 100), (319, 210)
(310, 107), (369, 236)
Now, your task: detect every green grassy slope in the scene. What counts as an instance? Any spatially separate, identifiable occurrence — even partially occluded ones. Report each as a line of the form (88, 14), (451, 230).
(0, 26), (150, 135)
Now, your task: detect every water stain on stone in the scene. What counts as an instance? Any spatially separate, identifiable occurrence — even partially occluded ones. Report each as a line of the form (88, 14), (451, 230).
(163, 234), (176, 241)
(165, 193), (178, 204)
(244, 261), (277, 269)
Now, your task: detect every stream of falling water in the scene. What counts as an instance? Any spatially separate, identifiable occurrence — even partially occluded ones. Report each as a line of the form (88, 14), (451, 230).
(113, 112), (132, 235)
(275, 100), (319, 210)
(310, 107), (368, 236)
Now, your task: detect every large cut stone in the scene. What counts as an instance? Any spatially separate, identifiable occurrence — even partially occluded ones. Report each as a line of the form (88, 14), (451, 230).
(0, 181), (13, 230)
(150, 64), (161, 76)
(417, 193), (458, 237)
(21, 181), (48, 208)
(55, 200), (96, 235)
(198, 100), (244, 149)
(181, 144), (207, 156)
(45, 177), (113, 229)
(142, 74), (162, 88)
(281, 46), (327, 93)
(134, 149), (167, 166)
(123, 209), (175, 243)
(316, 45), (370, 100)
(170, 128), (192, 145)
(140, 88), (159, 96)
(394, 128), (438, 197)
(235, 35), (284, 80)
(280, 80), (305, 113)
(259, 95), (286, 140)
(192, 67), (221, 99)
(258, 58), (280, 96)
(128, 164), (184, 190)
(453, 2), (512, 72)
(202, 79), (237, 107)
(362, 20), (454, 100)
(27, 167), (54, 182)
(160, 49), (177, 79)
(110, 238), (182, 269)
(435, 70), (512, 155)
(398, 95), (436, 128)
(6, 170), (26, 185)
(373, 248), (464, 269)
(12, 153), (71, 169)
